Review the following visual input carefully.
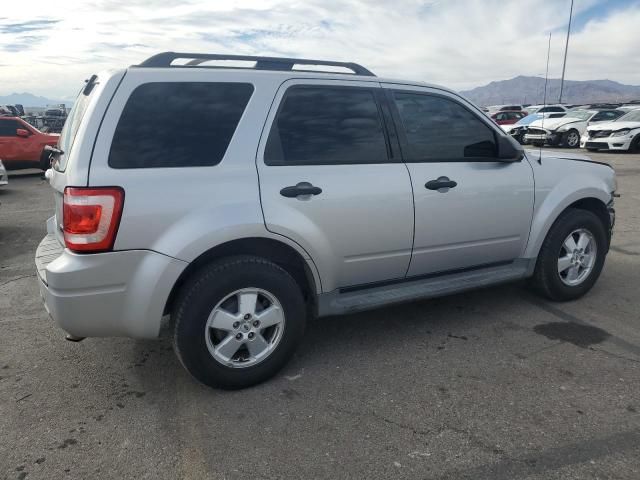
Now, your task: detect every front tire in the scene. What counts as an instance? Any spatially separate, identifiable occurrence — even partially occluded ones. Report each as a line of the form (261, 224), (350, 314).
(531, 208), (607, 301)
(173, 255), (306, 389)
(562, 129), (580, 148)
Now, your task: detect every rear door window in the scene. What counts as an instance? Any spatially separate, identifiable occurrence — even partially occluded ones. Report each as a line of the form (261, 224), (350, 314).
(392, 92), (497, 161)
(109, 82), (253, 169)
(264, 86), (388, 166)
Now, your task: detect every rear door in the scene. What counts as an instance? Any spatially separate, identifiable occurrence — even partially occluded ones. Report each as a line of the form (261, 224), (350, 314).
(383, 84), (534, 276)
(257, 80), (414, 292)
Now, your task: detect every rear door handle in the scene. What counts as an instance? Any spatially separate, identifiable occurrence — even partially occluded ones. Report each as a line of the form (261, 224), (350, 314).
(425, 176), (457, 191)
(280, 182), (323, 198)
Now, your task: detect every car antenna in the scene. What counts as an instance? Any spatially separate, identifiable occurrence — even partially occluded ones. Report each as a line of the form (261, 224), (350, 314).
(539, 32), (552, 165)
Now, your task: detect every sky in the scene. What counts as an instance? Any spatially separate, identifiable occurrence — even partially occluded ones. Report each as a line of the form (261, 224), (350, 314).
(1, 0), (639, 99)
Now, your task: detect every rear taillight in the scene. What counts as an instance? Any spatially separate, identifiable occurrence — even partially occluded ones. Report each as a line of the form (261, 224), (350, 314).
(63, 187), (124, 252)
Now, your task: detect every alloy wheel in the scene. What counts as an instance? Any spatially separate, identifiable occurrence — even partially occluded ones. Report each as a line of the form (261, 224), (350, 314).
(205, 288), (285, 368)
(557, 229), (597, 286)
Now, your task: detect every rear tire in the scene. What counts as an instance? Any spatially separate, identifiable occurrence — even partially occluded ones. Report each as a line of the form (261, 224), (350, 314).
(173, 255), (306, 389)
(531, 208), (607, 301)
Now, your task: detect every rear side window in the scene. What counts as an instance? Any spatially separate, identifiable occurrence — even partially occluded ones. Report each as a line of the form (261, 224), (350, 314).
(264, 86), (388, 166)
(109, 82), (253, 169)
(393, 92), (497, 161)
(0, 119), (19, 136)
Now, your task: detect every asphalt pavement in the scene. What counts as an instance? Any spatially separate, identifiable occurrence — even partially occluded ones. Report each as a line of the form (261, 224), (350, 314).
(1, 150), (639, 480)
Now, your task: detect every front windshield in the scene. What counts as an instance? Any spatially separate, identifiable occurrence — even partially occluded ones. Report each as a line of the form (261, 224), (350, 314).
(565, 110), (592, 121)
(515, 114), (540, 126)
(618, 110), (640, 122)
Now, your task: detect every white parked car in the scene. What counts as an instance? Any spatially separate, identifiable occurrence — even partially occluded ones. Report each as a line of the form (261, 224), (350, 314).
(0, 159), (8, 186)
(581, 108), (640, 152)
(525, 109), (624, 148)
(525, 104), (568, 115)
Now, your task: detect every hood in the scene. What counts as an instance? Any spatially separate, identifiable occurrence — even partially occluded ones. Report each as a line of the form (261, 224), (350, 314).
(587, 121), (640, 132)
(524, 148), (612, 168)
(528, 116), (584, 130)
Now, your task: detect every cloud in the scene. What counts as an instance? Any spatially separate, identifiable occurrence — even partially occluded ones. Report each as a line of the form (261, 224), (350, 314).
(0, 0), (639, 98)
(0, 19), (59, 34)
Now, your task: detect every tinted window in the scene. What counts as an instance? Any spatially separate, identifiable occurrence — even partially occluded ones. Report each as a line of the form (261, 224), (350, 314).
(109, 82), (253, 169)
(393, 92), (497, 161)
(0, 119), (18, 136)
(265, 86), (388, 166)
(57, 84), (94, 171)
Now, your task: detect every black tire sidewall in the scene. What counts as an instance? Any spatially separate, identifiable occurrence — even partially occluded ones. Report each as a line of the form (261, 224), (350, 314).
(173, 257), (306, 389)
(536, 209), (607, 301)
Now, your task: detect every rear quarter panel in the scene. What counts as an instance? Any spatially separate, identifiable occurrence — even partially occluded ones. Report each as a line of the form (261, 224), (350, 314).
(86, 68), (322, 292)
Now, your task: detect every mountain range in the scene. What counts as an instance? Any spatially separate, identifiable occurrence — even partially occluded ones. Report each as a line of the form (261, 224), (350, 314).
(3, 76), (640, 108)
(460, 76), (640, 107)
(0, 92), (72, 108)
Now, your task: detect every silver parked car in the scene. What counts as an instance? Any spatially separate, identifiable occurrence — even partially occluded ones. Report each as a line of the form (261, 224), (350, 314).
(36, 53), (617, 389)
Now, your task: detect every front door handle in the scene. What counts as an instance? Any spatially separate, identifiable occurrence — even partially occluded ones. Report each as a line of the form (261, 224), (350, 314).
(425, 176), (457, 191)
(280, 182), (323, 198)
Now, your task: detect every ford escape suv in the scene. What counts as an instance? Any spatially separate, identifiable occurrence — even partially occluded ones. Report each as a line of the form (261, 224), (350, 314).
(36, 53), (617, 389)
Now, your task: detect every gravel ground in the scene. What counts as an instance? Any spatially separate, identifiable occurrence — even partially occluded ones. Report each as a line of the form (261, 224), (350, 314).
(1, 149), (639, 480)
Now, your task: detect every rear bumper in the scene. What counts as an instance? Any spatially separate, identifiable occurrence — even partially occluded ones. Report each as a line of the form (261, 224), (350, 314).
(36, 229), (187, 339)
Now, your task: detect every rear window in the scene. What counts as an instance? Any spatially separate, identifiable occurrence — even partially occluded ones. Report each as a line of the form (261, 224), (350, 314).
(109, 82), (253, 169)
(57, 84), (94, 171)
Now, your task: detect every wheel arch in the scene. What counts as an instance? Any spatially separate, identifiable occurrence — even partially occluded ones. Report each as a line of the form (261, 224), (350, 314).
(525, 192), (611, 260)
(163, 237), (320, 319)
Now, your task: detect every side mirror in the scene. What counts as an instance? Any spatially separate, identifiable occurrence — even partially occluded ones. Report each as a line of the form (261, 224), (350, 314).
(497, 134), (524, 162)
(16, 128), (30, 138)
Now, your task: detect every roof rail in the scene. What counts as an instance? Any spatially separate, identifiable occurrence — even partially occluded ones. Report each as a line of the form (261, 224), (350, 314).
(136, 52), (375, 76)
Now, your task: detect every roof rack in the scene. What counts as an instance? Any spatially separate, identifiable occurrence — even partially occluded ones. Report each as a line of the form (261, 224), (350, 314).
(136, 52), (375, 77)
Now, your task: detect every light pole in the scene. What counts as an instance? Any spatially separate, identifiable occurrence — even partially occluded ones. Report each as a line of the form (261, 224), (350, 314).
(558, 0), (574, 104)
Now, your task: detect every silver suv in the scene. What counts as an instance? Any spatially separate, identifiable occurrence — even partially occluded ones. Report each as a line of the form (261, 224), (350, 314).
(36, 53), (617, 389)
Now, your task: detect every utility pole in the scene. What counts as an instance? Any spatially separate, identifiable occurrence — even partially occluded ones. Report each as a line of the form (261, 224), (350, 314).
(559, 0), (574, 104)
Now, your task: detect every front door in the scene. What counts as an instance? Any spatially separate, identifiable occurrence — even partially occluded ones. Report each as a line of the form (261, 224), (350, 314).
(257, 80), (414, 292)
(384, 85), (535, 277)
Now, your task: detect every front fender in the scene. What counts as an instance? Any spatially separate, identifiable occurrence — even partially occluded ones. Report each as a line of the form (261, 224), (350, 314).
(524, 172), (611, 259)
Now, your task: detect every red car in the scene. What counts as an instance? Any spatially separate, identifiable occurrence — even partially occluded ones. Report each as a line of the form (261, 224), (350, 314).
(491, 110), (527, 125)
(0, 116), (60, 170)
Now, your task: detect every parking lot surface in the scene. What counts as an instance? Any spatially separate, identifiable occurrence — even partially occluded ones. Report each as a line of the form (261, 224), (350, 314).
(1, 149), (639, 480)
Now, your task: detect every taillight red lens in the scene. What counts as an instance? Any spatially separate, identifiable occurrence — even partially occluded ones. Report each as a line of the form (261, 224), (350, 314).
(63, 187), (124, 252)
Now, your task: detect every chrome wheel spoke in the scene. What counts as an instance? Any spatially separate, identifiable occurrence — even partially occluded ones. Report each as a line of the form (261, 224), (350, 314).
(558, 255), (572, 273)
(209, 309), (238, 332)
(238, 292), (258, 316)
(566, 265), (581, 281)
(246, 334), (269, 358)
(254, 305), (284, 329)
(215, 335), (243, 361)
(583, 252), (595, 267)
(563, 236), (578, 253)
(577, 232), (590, 250)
